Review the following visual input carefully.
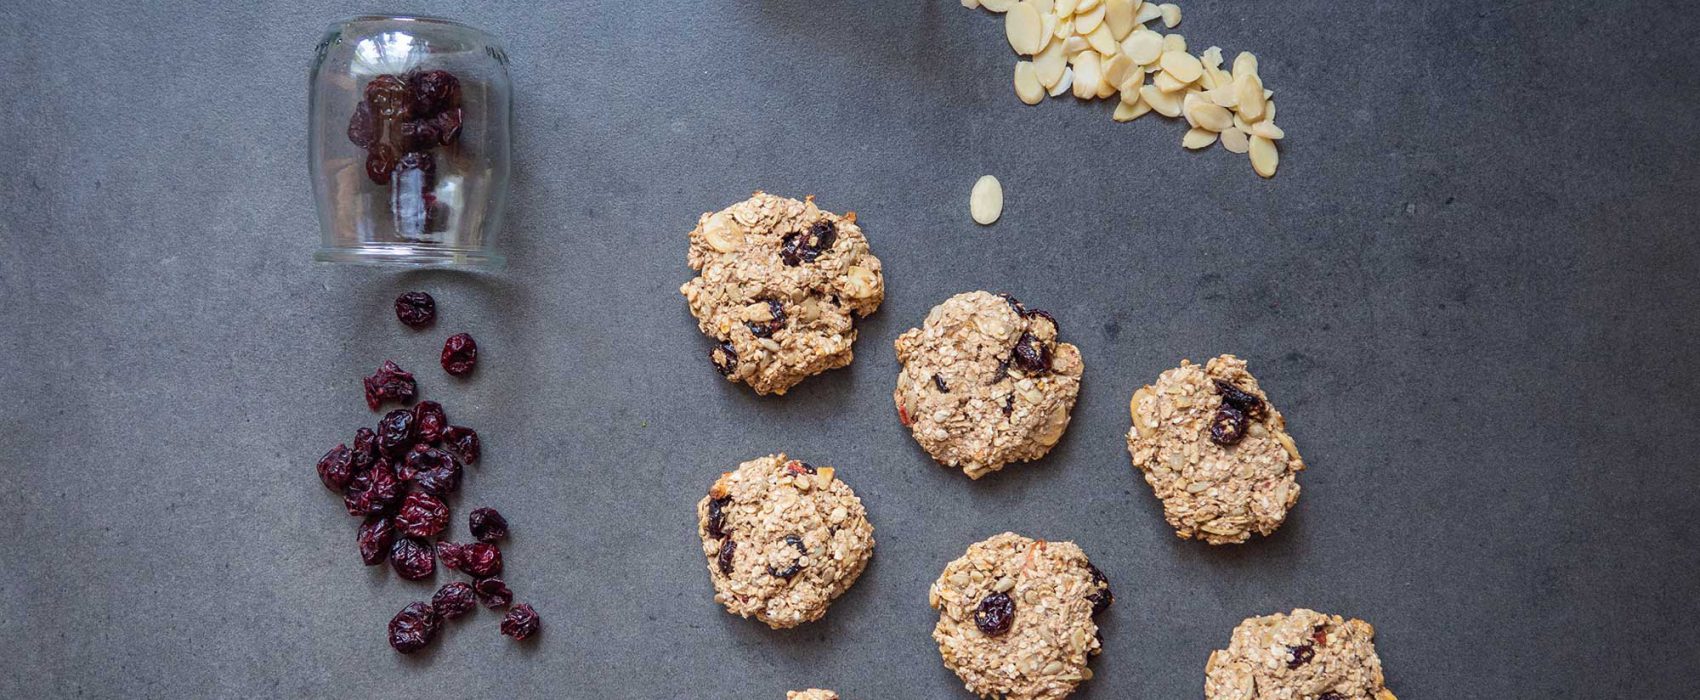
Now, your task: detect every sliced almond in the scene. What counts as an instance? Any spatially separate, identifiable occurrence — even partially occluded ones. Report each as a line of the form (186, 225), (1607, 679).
(982, 0), (1017, 11)
(1056, 0), (1078, 14)
(1104, 0), (1138, 39)
(1250, 120), (1284, 140)
(1159, 50), (1203, 83)
(1062, 35), (1091, 54)
(1118, 72), (1145, 103)
(1102, 52), (1137, 88)
(1075, 0), (1102, 11)
(1153, 70), (1189, 93)
(1074, 2), (1107, 33)
(1121, 29), (1163, 65)
(970, 175), (1004, 225)
(1032, 0), (1054, 11)
(1037, 13), (1057, 51)
(1159, 2), (1182, 27)
(1236, 73), (1265, 120)
(1034, 40), (1068, 87)
(1134, 0), (1162, 23)
(1184, 95), (1234, 131)
(1161, 32), (1187, 53)
(1219, 125), (1250, 153)
(1094, 58), (1119, 97)
(701, 210), (744, 253)
(1005, 2), (1045, 55)
(815, 466), (836, 489)
(1049, 66), (1074, 96)
(843, 265), (880, 298)
(1086, 23), (1118, 54)
(1112, 97), (1151, 121)
(1249, 135), (1278, 178)
(962, 0), (981, 7)
(1055, 18), (1074, 38)
(1013, 61), (1046, 104)
(1139, 84), (1182, 117)
(1070, 51), (1102, 99)
(1182, 127), (1217, 149)
(1232, 50), (1258, 79)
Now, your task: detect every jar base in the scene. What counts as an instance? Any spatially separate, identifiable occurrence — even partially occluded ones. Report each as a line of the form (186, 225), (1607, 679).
(314, 245), (505, 269)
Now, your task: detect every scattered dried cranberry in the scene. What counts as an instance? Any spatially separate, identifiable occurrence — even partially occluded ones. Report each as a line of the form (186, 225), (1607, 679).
(441, 333), (478, 376)
(433, 108), (463, 145)
(347, 100), (378, 148)
(395, 492), (451, 538)
(469, 508), (509, 542)
(432, 582), (477, 620)
(394, 151), (436, 190)
(974, 592), (1016, 636)
(500, 603), (540, 641)
(388, 537), (436, 580)
(933, 374), (950, 393)
(710, 340), (738, 376)
(394, 292), (436, 328)
(705, 497), (732, 539)
(1084, 563), (1113, 616)
(475, 576), (513, 609)
(350, 427), (378, 470)
(358, 515), (394, 566)
(408, 69), (462, 117)
(406, 446), (463, 496)
(766, 534), (807, 579)
(377, 408), (419, 458)
(316, 444), (354, 492)
(412, 400), (448, 444)
(343, 461), (402, 516)
(780, 219), (836, 266)
(364, 74), (413, 120)
(452, 542), (503, 578)
(387, 601), (440, 654)
(746, 300), (786, 338)
(365, 143), (399, 185)
(1287, 643), (1315, 668)
(1010, 332), (1053, 374)
(362, 360), (417, 411)
(1209, 404), (1248, 446)
(717, 539), (736, 574)
(436, 541), (466, 570)
(441, 425), (480, 465)
(1214, 379), (1266, 419)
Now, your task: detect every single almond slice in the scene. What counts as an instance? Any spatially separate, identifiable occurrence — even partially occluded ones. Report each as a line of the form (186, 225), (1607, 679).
(1049, 66), (1074, 96)
(1070, 51), (1102, 99)
(1034, 40), (1068, 87)
(970, 175), (1004, 224)
(1055, 18), (1074, 38)
(1014, 61), (1046, 104)
(1264, 100), (1276, 122)
(1038, 13), (1057, 51)
(1249, 135), (1278, 178)
(1207, 85), (1239, 108)
(1005, 2), (1045, 55)
(1094, 57), (1119, 98)
(1086, 23), (1118, 54)
(1159, 2), (1182, 27)
(1112, 98), (1152, 122)
(1134, 1), (1162, 23)
(1139, 84), (1182, 117)
(1219, 125), (1250, 153)
(1237, 73), (1265, 120)
(1233, 51), (1258, 79)
(1102, 52), (1137, 88)
(1062, 35), (1091, 54)
(1075, 2), (1107, 33)
(1121, 29), (1163, 64)
(982, 0), (1017, 11)
(1200, 45), (1223, 69)
(1182, 128), (1216, 149)
(1184, 96), (1233, 131)
(962, 0), (982, 7)
(1154, 69), (1190, 93)
(1250, 120), (1284, 140)
(1118, 72), (1145, 103)
(1159, 50), (1203, 83)
(1076, 0), (1102, 11)
(1104, 0), (1138, 39)
(1056, 0), (1078, 14)
(1161, 32), (1187, 53)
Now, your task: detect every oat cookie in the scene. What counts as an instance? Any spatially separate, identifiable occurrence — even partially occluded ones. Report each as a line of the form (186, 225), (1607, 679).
(786, 690), (839, 700)
(894, 292), (1084, 478)
(680, 192), (885, 395)
(1205, 608), (1397, 700)
(928, 533), (1112, 700)
(696, 454), (875, 629)
(1126, 354), (1304, 544)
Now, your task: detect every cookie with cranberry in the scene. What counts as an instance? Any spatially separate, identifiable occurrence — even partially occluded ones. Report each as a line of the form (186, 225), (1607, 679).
(697, 454), (874, 629)
(680, 192), (884, 395)
(1126, 354), (1304, 544)
(929, 532), (1111, 700)
(1204, 608), (1397, 700)
(894, 291), (1084, 479)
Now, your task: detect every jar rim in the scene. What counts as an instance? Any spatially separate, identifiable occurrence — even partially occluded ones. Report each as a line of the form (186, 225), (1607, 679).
(333, 14), (497, 39)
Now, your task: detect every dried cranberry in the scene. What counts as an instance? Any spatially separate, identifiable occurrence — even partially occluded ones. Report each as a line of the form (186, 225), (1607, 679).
(394, 292), (436, 328)
(395, 492), (450, 538)
(394, 151), (436, 190)
(387, 601), (440, 654)
(377, 408), (419, 458)
(389, 537), (436, 580)
(784, 460), (817, 475)
(399, 119), (441, 151)
(717, 539), (736, 574)
(357, 515), (394, 566)
(469, 507), (509, 542)
(412, 400), (448, 444)
(316, 444), (354, 492)
(1010, 332), (1052, 374)
(1312, 625), (1330, 646)
(474, 576), (513, 609)
(705, 497), (732, 539)
(406, 446), (463, 496)
(343, 462), (402, 516)
(1084, 563), (1113, 616)
(974, 592), (1016, 636)
(1002, 394), (1015, 416)
(364, 143), (399, 185)
(408, 69), (461, 117)
(1209, 404), (1248, 446)
(364, 74), (413, 120)
(780, 219), (837, 266)
(432, 582), (477, 620)
(347, 100), (378, 148)
(710, 340), (738, 376)
(434, 107), (463, 145)
(441, 333), (478, 376)
(362, 360), (417, 411)
(933, 374), (949, 393)
(501, 603), (540, 641)
(1287, 643), (1315, 668)
(441, 425), (480, 465)
(453, 542), (503, 578)
(1318, 694), (1344, 700)
(1214, 379), (1266, 419)
(998, 293), (1027, 316)
(436, 541), (466, 570)
(746, 300), (786, 338)
(766, 534), (807, 579)
(350, 427), (378, 470)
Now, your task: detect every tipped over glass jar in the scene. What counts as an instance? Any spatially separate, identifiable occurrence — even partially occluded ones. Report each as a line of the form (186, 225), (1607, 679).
(310, 15), (511, 268)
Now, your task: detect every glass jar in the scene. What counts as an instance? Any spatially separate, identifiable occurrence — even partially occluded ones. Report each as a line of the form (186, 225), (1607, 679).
(309, 15), (511, 268)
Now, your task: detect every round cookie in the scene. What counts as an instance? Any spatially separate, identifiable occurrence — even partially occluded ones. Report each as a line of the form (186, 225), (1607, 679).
(680, 192), (885, 395)
(894, 292), (1084, 478)
(928, 532), (1112, 700)
(787, 691), (839, 700)
(1126, 354), (1304, 544)
(1205, 608), (1397, 700)
(696, 454), (875, 629)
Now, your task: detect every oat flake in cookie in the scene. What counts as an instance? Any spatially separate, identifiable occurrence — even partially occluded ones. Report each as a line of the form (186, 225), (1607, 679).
(786, 690), (839, 700)
(1205, 609), (1397, 700)
(1127, 354), (1304, 544)
(680, 193), (884, 395)
(929, 533), (1112, 700)
(696, 454), (875, 629)
(894, 292), (1084, 479)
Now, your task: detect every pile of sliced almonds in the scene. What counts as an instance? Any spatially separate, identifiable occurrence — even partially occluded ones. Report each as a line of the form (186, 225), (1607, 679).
(962, 0), (1284, 178)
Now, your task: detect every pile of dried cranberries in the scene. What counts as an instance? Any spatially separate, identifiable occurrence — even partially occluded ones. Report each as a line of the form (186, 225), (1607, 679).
(347, 69), (465, 236)
(315, 292), (537, 653)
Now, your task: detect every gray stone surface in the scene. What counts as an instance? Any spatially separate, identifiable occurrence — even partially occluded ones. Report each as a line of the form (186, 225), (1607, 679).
(3, 1), (1698, 697)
